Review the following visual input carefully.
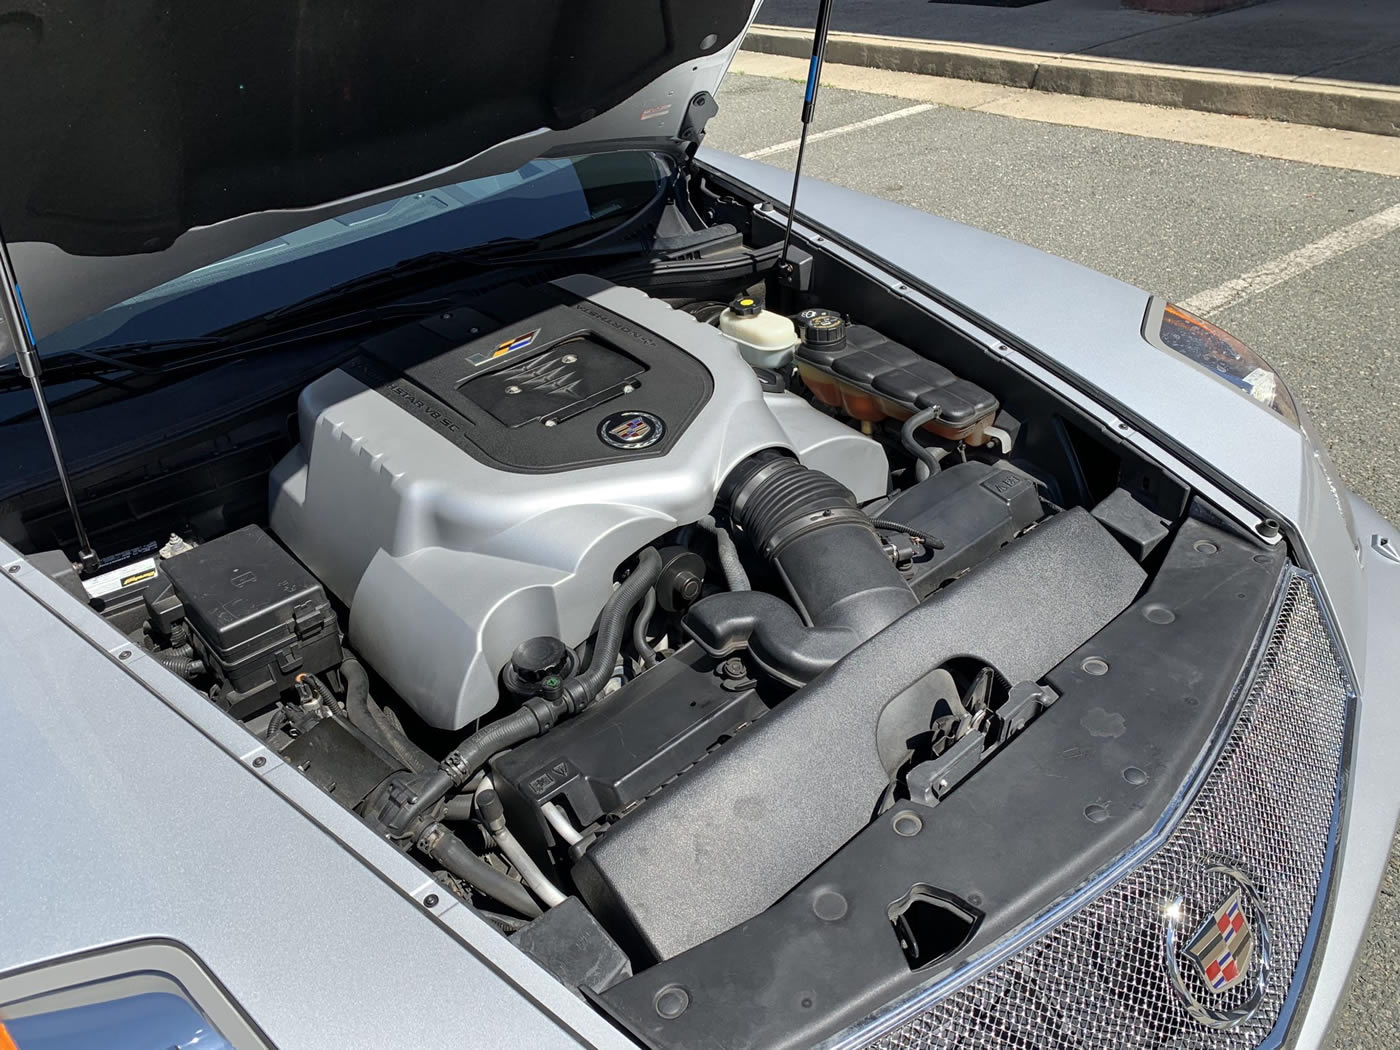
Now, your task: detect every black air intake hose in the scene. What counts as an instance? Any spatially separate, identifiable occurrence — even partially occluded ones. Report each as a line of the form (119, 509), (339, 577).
(684, 454), (917, 687)
(725, 453), (917, 638)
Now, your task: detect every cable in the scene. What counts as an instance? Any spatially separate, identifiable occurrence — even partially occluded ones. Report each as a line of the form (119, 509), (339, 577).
(869, 518), (946, 551)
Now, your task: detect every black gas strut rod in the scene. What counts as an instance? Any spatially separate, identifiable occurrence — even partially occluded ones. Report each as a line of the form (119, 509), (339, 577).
(0, 226), (100, 573)
(775, 0), (838, 285)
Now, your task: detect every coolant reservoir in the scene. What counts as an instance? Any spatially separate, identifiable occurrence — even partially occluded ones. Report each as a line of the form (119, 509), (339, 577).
(719, 294), (799, 369)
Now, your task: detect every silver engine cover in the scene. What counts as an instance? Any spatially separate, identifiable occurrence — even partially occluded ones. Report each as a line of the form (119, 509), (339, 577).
(269, 274), (887, 729)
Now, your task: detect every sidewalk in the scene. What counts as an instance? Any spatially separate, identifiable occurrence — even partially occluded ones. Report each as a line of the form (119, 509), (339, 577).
(744, 0), (1400, 135)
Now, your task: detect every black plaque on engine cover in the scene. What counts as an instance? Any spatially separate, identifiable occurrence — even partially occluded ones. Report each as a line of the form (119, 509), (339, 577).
(462, 336), (643, 428)
(344, 282), (713, 473)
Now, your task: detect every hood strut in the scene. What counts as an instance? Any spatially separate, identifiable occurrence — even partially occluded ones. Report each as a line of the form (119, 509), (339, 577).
(776, 0), (837, 285)
(0, 227), (100, 573)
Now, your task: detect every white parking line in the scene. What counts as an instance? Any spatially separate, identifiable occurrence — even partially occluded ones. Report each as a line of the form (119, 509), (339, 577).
(1180, 203), (1400, 318)
(741, 103), (934, 160)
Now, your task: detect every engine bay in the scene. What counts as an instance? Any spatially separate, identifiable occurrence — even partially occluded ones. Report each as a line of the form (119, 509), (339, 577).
(3, 187), (1290, 1047)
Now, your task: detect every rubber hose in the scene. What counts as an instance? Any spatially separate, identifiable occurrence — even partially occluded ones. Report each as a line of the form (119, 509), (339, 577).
(399, 705), (555, 832)
(442, 795), (477, 822)
(696, 515), (751, 592)
(561, 547), (663, 711)
(401, 551), (664, 829)
(366, 694), (433, 774)
(900, 405), (944, 482)
(154, 649), (205, 679)
(423, 827), (542, 918)
(342, 658), (432, 774)
(632, 588), (660, 669)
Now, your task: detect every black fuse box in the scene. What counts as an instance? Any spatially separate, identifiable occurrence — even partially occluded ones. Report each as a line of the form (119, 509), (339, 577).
(161, 525), (341, 716)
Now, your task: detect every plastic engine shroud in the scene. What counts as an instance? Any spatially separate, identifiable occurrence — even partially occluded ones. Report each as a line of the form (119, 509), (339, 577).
(269, 274), (889, 729)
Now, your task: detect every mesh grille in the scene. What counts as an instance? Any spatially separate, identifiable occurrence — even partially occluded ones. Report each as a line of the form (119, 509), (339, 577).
(858, 573), (1349, 1050)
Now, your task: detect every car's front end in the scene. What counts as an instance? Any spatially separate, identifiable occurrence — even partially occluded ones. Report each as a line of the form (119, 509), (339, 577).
(0, 4), (1395, 1049)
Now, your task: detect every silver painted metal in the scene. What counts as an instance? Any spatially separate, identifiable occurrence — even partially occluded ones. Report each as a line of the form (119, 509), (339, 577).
(832, 572), (1350, 1050)
(270, 273), (888, 729)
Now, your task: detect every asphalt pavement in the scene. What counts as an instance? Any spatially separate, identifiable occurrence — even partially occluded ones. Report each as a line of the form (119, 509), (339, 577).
(707, 66), (1400, 1046)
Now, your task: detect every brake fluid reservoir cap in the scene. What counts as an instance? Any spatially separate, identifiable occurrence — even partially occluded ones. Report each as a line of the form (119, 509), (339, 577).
(729, 294), (764, 317)
(796, 308), (847, 350)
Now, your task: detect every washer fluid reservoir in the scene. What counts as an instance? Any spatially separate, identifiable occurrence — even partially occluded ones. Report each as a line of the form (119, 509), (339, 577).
(719, 294), (799, 369)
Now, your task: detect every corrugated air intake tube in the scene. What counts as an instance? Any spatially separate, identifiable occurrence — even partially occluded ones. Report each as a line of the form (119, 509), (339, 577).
(683, 451), (917, 685)
(726, 451), (917, 636)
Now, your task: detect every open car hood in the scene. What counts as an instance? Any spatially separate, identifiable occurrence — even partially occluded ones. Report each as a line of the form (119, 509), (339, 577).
(0, 0), (760, 342)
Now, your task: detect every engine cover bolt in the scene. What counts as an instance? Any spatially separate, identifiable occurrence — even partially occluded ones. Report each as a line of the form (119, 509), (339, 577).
(504, 385), (522, 395)
(721, 656), (747, 680)
(561, 353), (578, 364)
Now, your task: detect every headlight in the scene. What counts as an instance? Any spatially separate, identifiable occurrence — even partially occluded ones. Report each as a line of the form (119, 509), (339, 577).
(1148, 302), (1299, 425)
(0, 943), (265, 1050)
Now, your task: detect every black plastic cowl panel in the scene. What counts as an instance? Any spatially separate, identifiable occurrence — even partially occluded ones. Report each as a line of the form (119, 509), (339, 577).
(573, 508), (1145, 963)
(599, 515), (1285, 1050)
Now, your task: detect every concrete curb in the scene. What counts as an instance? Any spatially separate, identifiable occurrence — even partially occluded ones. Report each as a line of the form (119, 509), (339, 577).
(742, 25), (1400, 138)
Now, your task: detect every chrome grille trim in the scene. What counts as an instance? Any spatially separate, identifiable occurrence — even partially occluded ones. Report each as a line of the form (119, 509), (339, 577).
(829, 570), (1352, 1050)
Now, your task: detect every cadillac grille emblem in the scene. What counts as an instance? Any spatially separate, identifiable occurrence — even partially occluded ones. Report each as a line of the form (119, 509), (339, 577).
(598, 410), (664, 451)
(1163, 862), (1273, 1030)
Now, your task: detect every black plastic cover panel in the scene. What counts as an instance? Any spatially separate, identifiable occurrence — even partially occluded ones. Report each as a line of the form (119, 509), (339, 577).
(161, 525), (341, 714)
(342, 283), (713, 472)
(601, 516), (1285, 1050)
(880, 461), (1043, 597)
(573, 508), (1144, 962)
(492, 643), (766, 846)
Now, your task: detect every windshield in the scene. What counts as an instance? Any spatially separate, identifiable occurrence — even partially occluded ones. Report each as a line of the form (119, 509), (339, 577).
(36, 150), (668, 359)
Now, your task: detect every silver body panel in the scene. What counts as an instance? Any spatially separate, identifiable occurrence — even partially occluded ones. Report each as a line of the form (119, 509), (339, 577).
(269, 274), (887, 729)
(0, 151), (1394, 1050)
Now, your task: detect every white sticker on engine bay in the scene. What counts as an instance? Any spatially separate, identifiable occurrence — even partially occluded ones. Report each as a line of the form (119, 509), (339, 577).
(83, 556), (158, 599)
